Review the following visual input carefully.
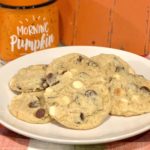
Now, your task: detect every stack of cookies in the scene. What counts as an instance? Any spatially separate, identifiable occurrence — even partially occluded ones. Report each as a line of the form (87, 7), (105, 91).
(8, 53), (150, 130)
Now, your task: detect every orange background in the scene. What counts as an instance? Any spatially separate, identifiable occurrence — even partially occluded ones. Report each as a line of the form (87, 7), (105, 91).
(58, 0), (150, 56)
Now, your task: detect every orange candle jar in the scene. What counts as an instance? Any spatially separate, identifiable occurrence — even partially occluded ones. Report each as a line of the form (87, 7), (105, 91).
(0, 0), (59, 62)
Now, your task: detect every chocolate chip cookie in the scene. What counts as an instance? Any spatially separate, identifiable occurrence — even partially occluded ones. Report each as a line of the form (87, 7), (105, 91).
(9, 92), (51, 124)
(9, 65), (49, 93)
(92, 54), (135, 77)
(109, 71), (150, 116)
(45, 75), (111, 129)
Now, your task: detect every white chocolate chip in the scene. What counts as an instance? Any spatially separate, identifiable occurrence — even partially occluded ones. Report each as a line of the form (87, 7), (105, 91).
(49, 106), (56, 117)
(44, 88), (56, 99)
(72, 81), (84, 89)
(45, 87), (53, 93)
(113, 74), (121, 80)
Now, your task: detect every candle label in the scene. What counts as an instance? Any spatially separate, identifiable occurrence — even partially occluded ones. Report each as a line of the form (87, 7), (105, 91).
(10, 16), (54, 52)
(0, 2), (59, 61)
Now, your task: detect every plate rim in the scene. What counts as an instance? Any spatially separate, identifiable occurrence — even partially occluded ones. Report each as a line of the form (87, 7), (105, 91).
(0, 119), (150, 145)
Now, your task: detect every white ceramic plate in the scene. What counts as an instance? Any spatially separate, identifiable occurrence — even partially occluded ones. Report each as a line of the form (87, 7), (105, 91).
(0, 46), (150, 145)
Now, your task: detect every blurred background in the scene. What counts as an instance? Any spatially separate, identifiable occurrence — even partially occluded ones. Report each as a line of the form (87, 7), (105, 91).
(58, 0), (150, 56)
(0, 0), (150, 62)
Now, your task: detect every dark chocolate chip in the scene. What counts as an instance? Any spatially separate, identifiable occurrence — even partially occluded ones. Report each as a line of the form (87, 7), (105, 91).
(35, 108), (45, 118)
(17, 86), (22, 90)
(85, 90), (97, 97)
(140, 86), (150, 93)
(115, 66), (125, 72)
(109, 77), (113, 82)
(28, 101), (40, 108)
(35, 88), (41, 91)
(46, 73), (59, 86)
(36, 96), (40, 100)
(47, 73), (53, 79)
(80, 113), (85, 121)
(59, 70), (67, 75)
(79, 72), (89, 78)
(77, 56), (83, 62)
(87, 61), (98, 67)
(41, 78), (49, 88)
(51, 81), (60, 86)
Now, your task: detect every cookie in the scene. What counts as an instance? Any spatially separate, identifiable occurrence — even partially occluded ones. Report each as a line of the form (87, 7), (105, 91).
(92, 54), (135, 77)
(45, 75), (111, 130)
(9, 92), (51, 124)
(9, 65), (49, 93)
(109, 71), (150, 116)
(47, 53), (100, 73)
(46, 53), (105, 90)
